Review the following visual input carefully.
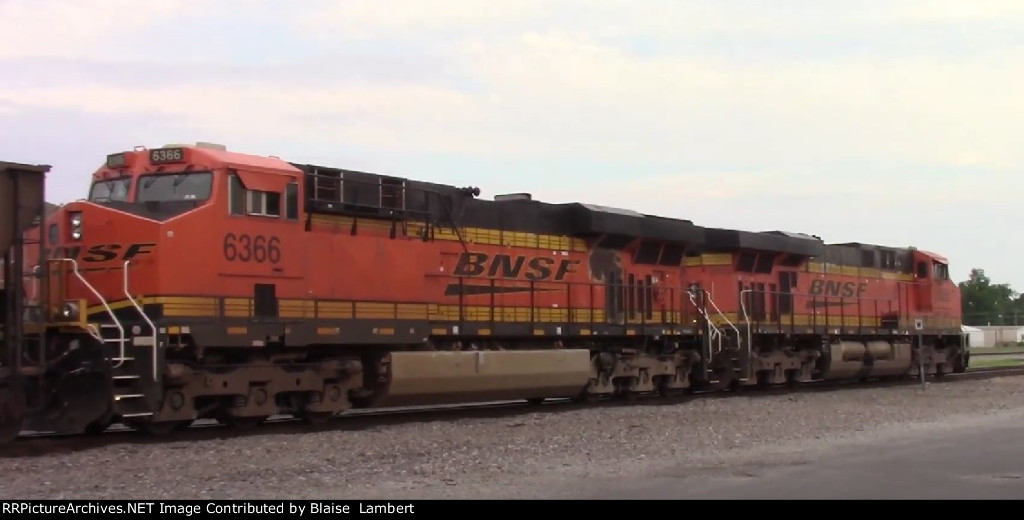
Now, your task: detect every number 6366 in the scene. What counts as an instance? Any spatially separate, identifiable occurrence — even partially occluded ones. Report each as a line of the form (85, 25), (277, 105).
(223, 233), (281, 264)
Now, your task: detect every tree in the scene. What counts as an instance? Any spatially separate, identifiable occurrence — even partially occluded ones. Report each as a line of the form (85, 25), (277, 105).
(959, 268), (1022, 326)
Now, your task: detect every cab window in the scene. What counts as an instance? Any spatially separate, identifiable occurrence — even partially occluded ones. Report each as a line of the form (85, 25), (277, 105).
(137, 172), (213, 203)
(228, 173), (298, 220)
(933, 262), (949, 280)
(88, 177), (131, 202)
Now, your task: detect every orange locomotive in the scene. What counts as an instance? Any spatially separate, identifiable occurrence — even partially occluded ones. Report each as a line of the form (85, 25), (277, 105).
(687, 230), (965, 388)
(6, 142), (965, 438)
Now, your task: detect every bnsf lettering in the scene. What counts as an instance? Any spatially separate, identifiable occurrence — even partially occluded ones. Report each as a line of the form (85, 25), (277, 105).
(809, 279), (867, 298)
(453, 252), (579, 281)
(43, 243), (155, 263)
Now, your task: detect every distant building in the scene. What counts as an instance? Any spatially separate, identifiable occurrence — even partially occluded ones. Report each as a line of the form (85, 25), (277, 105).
(975, 326), (1024, 347)
(962, 325), (984, 347)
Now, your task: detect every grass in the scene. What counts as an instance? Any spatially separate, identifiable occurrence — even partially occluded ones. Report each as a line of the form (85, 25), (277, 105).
(970, 357), (1024, 369)
(968, 345), (1024, 356)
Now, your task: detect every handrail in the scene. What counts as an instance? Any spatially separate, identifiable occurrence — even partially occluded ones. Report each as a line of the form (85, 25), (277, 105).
(124, 260), (159, 381)
(85, 323), (102, 342)
(686, 288), (725, 373)
(738, 289), (756, 362)
(705, 292), (741, 339)
(428, 273), (930, 347)
(690, 292), (717, 349)
(51, 258), (127, 369)
(684, 287), (748, 382)
(738, 288), (901, 326)
(687, 288), (740, 349)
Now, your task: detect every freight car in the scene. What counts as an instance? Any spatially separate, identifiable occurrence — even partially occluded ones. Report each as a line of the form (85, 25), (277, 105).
(1, 143), (967, 440)
(1, 160), (106, 443)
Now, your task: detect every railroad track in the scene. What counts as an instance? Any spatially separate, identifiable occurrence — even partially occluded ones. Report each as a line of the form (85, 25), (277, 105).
(5, 365), (1024, 457)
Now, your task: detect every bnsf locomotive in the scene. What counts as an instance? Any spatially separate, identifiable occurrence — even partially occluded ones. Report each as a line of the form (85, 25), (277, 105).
(0, 143), (967, 440)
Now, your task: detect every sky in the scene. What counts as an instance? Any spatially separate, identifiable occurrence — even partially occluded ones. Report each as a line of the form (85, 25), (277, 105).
(0, 0), (1021, 290)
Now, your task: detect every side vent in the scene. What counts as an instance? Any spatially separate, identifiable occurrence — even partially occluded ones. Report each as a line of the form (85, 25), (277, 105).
(494, 193), (532, 202)
(195, 142), (227, 151)
(158, 142), (227, 151)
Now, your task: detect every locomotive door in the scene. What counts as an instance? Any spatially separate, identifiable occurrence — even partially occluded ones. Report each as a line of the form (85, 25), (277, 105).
(913, 254), (933, 312)
(604, 268), (624, 325)
(778, 271), (796, 317)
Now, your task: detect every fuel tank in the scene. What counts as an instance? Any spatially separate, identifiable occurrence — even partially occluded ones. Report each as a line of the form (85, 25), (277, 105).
(819, 340), (912, 380)
(372, 349), (592, 407)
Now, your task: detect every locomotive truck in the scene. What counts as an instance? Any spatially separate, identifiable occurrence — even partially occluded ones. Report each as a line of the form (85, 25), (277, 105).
(0, 143), (968, 441)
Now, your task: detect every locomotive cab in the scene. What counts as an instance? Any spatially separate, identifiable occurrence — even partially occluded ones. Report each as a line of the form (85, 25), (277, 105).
(35, 144), (227, 308)
(910, 248), (958, 321)
(30, 142), (306, 346)
(87, 143), (220, 218)
(89, 143), (301, 222)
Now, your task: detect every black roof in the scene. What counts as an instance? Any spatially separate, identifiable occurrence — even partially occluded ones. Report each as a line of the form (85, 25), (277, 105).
(458, 197), (705, 246)
(700, 228), (825, 257)
(289, 162), (895, 258)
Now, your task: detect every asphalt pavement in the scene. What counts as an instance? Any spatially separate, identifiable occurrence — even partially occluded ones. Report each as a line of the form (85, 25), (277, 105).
(575, 410), (1024, 500)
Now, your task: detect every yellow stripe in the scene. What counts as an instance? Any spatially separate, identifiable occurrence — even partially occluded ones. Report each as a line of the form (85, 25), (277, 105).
(680, 256), (913, 280)
(86, 296), (923, 330)
(84, 296), (917, 324)
(806, 261), (914, 281)
(86, 296), (218, 316)
(686, 253), (732, 266)
(85, 292), (956, 333)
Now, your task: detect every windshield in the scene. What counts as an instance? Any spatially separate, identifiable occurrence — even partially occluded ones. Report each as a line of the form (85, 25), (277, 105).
(137, 172), (213, 203)
(88, 177), (131, 202)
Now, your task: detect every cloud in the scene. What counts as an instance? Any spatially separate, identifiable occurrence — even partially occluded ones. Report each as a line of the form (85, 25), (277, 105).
(1, 0), (1022, 287)
(455, 30), (1024, 167)
(0, 82), (485, 155)
(0, 0), (187, 59)
(295, 0), (1024, 42)
(2, 24), (1021, 174)
(882, 0), (1024, 22)
(295, 0), (561, 38)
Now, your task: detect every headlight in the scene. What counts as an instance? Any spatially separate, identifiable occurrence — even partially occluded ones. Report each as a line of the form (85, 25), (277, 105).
(68, 211), (83, 240)
(61, 300), (80, 320)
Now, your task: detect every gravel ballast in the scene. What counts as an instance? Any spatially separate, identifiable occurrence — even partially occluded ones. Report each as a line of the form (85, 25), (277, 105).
(3, 375), (1024, 500)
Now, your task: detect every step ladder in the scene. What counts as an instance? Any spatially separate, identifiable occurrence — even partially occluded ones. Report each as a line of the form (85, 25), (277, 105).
(113, 360), (153, 420)
(50, 258), (159, 418)
(688, 286), (747, 383)
(95, 327), (152, 419)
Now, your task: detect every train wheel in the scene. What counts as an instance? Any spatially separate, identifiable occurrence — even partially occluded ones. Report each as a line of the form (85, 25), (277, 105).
(570, 392), (596, 404)
(129, 419), (187, 436)
(222, 415), (268, 431)
(84, 404), (115, 435)
(142, 422), (179, 436)
(0, 384), (26, 444)
(953, 353), (968, 374)
(83, 418), (111, 436)
(299, 411), (334, 426)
